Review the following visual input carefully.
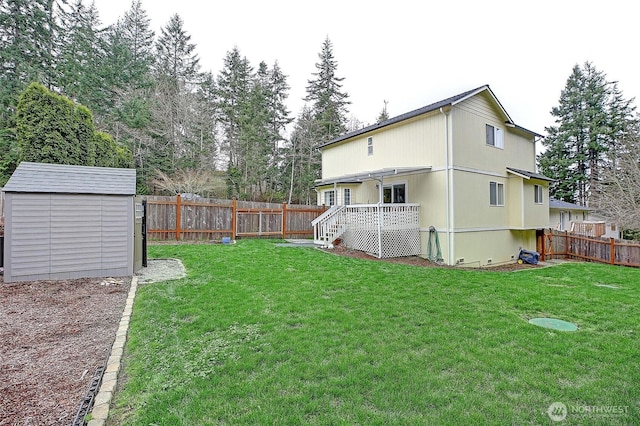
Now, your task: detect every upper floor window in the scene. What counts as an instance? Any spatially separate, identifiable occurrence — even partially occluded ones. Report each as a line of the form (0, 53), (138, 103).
(324, 190), (335, 206)
(343, 188), (351, 205)
(489, 181), (504, 206)
(367, 137), (373, 156)
(486, 124), (504, 149)
(534, 185), (543, 204)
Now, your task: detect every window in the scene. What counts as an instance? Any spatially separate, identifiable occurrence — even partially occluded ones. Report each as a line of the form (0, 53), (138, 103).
(489, 181), (504, 206)
(486, 124), (504, 149)
(324, 190), (335, 206)
(343, 188), (351, 205)
(383, 183), (406, 203)
(534, 185), (543, 204)
(367, 137), (373, 156)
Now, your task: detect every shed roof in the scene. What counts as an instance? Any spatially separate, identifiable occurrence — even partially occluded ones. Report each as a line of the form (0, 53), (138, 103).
(549, 198), (590, 211)
(2, 162), (136, 195)
(315, 166), (432, 187)
(319, 85), (542, 149)
(506, 167), (554, 182)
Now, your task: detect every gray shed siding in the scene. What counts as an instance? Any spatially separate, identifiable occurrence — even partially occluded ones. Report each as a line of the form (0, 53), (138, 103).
(4, 193), (133, 282)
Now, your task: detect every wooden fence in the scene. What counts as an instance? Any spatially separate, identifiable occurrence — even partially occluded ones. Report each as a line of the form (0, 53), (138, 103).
(542, 229), (640, 267)
(144, 195), (326, 241)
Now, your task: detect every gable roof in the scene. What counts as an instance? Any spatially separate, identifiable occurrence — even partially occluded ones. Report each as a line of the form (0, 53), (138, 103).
(549, 198), (590, 211)
(319, 85), (541, 149)
(3, 162), (136, 195)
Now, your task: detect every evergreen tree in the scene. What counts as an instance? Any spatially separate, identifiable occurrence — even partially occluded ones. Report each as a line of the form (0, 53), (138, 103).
(119, 0), (155, 82)
(377, 100), (390, 123)
(57, 0), (109, 115)
(101, 0), (156, 191)
(0, 0), (62, 184)
(215, 47), (253, 198)
(284, 36), (349, 203)
(252, 60), (292, 201)
(152, 13), (202, 170)
(304, 36), (350, 142)
(16, 82), (132, 168)
(17, 82), (95, 166)
(0, 0), (59, 125)
(284, 106), (322, 204)
(538, 62), (636, 205)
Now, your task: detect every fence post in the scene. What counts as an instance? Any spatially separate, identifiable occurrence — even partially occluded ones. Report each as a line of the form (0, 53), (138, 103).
(564, 230), (569, 257)
(282, 202), (287, 240)
(176, 194), (181, 241)
(231, 198), (237, 240)
(540, 231), (546, 261)
(610, 237), (615, 265)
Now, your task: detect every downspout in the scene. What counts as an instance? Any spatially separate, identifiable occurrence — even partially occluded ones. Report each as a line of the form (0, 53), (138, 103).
(440, 107), (454, 265)
(376, 177), (384, 258)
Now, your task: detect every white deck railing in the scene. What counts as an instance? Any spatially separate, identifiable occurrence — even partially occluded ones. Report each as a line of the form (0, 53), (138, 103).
(313, 203), (420, 258)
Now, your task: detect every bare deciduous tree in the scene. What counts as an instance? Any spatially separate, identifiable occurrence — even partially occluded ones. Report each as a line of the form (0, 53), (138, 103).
(592, 133), (640, 231)
(152, 169), (225, 197)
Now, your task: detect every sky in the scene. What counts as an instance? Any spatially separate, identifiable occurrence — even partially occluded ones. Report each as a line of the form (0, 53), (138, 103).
(92, 0), (639, 137)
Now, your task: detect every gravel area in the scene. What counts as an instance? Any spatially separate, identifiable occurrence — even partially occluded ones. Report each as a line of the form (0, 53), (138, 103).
(135, 258), (186, 283)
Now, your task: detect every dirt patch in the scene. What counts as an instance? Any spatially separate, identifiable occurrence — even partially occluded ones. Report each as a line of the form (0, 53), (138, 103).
(0, 274), (130, 426)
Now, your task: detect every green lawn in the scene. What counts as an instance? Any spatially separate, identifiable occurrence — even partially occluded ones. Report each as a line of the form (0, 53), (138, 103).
(109, 240), (639, 425)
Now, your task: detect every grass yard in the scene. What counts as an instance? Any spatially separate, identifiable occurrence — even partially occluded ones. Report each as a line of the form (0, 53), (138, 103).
(109, 240), (639, 425)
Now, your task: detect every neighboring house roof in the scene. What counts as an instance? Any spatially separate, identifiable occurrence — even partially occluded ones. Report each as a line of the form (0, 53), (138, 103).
(549, 198), (590, 211)
(506, 167), (554, 182)
(319, 85), (542, 149)
(316, 166), (432, 187)
(3, 162), (136, 195)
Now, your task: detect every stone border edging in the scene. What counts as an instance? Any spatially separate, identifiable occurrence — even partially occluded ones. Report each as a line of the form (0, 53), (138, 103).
(87, 275), (138, 426)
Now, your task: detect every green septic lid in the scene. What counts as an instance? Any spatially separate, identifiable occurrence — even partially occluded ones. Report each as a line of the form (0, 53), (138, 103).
(528, 317), (578, 331)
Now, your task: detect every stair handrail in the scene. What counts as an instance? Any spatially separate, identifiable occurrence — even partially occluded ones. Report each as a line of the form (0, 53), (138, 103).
(312, 205), (346, 244)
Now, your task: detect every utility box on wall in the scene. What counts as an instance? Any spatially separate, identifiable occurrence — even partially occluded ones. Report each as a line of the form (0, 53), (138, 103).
(2, 162), (138, 283)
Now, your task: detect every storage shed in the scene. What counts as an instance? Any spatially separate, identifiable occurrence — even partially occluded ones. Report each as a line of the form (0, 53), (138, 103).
(2, 162), (137, 283)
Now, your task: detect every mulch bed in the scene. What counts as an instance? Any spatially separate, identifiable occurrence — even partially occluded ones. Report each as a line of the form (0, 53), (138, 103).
(323, 243), (542, 271)
(0, 274), (130, 426)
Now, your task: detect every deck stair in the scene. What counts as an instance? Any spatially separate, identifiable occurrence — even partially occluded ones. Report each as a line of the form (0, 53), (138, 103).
(312, 205), (347, 246)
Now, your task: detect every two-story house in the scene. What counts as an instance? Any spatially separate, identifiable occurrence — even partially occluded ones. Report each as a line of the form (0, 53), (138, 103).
(313, 85), (552, 266)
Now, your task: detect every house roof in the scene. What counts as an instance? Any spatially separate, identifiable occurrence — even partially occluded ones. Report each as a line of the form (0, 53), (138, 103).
(506, 167), (554, 182)
(315, 166), (432, 187)
(549, 198), (590, 211)
(2, 162), (136, 195)
(319, 85), (542, 148)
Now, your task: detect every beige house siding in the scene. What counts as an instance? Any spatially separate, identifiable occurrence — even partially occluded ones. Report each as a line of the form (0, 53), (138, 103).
(317, 86), (549, 266)
(321, 112), (446, 180)
(452, 229), (535, 266)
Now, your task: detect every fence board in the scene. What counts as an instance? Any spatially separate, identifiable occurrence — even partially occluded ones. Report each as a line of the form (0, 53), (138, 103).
(143, 195), (325, 241)
(543, 230), (640, 268)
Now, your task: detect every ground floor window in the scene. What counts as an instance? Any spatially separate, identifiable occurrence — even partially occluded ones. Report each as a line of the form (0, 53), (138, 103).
(324, 190), (335, 206)
(343, 188), (351, 205)
(383, 183), (405, 203)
